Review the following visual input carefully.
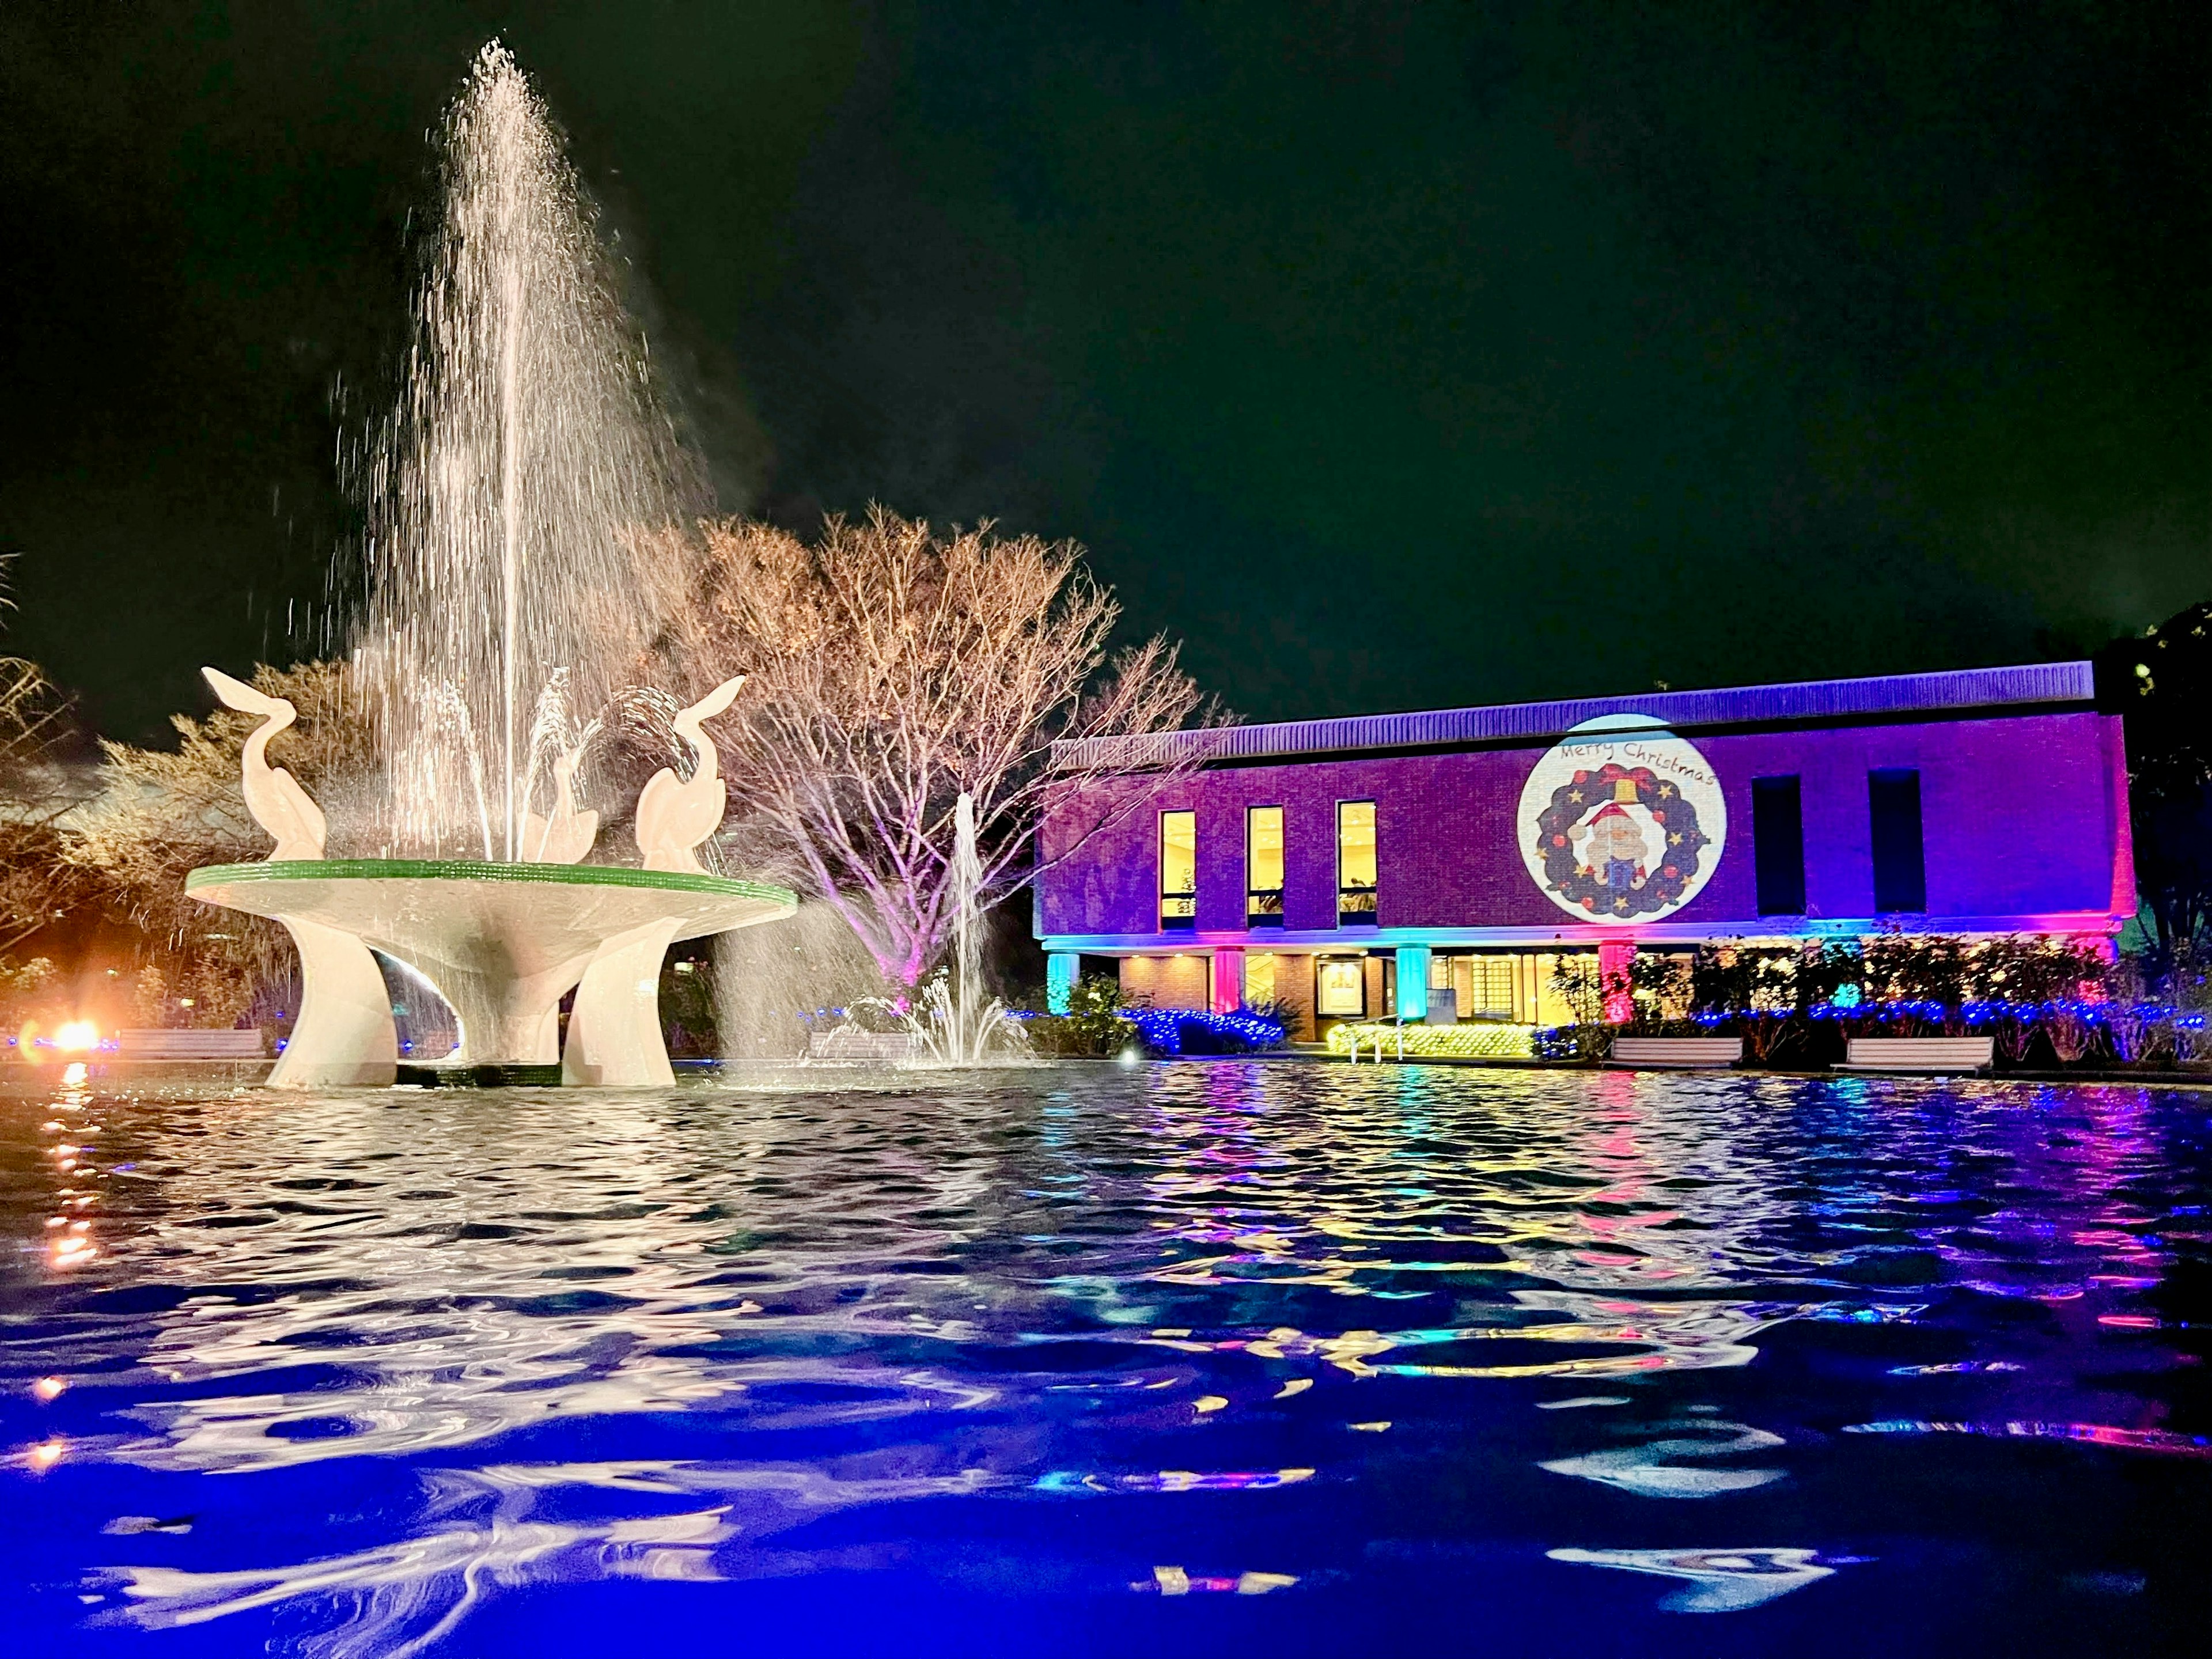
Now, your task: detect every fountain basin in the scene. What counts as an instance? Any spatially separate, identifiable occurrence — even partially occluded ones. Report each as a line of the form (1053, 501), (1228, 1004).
(187, 860), (796, 1088)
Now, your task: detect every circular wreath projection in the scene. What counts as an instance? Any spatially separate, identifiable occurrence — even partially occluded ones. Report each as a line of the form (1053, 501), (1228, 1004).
(1533, 761), (1714, 921)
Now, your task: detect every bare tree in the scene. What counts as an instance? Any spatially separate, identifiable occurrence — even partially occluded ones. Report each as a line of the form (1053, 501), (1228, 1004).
(664, 507), (1222, 984)
(69, 661), (373, 1027)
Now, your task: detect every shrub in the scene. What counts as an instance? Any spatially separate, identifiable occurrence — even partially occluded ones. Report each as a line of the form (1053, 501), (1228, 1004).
(1123, 1006), (1286, 1055)
(1024, 973), (1138, 1057)
(1533, 1023), (1611, 1062)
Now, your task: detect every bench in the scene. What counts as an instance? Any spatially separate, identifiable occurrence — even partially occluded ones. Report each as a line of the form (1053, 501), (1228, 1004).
(115, 1028), (266, 1059)
(1609, 1036), (1744, 1069)
(805, 1028), (918, 1063)
(1839, 1036), (1994, 1074)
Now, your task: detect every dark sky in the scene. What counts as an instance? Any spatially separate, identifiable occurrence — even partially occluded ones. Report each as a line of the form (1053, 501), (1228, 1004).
(3, 1), (2206, 743)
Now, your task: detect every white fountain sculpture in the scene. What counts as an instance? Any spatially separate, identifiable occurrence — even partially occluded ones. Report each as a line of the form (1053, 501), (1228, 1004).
(519, 744), (596, 865)
(184, 45), (797, 1088)
(636, 675), (745, 874)
(203, 669), (327, 861)
(202, 668), (398, 1089)
(191, 668), (790, 1088)
(561, 675), (748, 1086)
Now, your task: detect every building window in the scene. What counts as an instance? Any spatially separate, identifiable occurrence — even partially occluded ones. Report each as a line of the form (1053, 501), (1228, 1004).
(1337, 801), (1377, 925)
(1316, 957), (1365, 1017)
(1464, 955), (1519, 1019)
(1159, 810), (1196, 931)
(1246, 953), (1278, 1006)
(1752, 775), (1806, 916)
(1247, 806), (1285, 926)
(1869, 768), (1926, 914)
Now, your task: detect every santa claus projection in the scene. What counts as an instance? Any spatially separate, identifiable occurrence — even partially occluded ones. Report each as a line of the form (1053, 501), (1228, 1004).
(1520, 717), (1725, 923)
(1571, 778), (1653, 901)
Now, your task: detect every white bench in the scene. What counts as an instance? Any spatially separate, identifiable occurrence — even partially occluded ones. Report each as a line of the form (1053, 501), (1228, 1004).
(1840, 1036), (1994, 1074)
(1609, 1036), (1744, 1069)
(116, 1028), (266, 1059)
(805, 1028), (918, 1063)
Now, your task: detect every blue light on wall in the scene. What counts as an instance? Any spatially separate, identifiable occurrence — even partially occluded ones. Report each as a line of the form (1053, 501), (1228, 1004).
(1393, 945), (1430, 1021)
(1046, 953), (1079, 1015)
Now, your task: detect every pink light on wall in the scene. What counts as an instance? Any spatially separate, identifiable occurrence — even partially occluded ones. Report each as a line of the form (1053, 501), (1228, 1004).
(1598, 940), (1635, 1025)
(1212, 948), (1244, 1014)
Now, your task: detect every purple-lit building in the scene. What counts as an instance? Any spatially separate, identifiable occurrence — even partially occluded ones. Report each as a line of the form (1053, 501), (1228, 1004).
(1034, 662), (2134, 1039)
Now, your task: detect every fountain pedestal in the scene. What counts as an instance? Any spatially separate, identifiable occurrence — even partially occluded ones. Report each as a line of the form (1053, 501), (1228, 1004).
(187, 860), (796, 1088)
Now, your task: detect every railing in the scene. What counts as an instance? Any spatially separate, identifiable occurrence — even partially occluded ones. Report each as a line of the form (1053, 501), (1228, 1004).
(1341, 1017), (1405, 1064)
(1337, 885), (1377, 926)
(1247, 888), (1284, 927)
(805, 1028), (921, 1063)
(115, 1029), (266, 1059)
(1160, 892), (1196, 931)
(1333, 1021), (1537, 1062)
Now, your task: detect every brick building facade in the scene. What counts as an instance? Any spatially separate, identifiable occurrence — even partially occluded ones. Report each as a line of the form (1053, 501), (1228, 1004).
(1034, 663), (2134, 1039)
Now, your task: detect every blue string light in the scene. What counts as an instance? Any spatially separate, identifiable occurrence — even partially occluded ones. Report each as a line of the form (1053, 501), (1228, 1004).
(1122, 1007), (1286, 1054)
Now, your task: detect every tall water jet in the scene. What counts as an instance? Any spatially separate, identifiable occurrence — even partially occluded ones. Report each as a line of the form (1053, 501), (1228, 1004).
(357, 41), (706, 859)
(950, 791), (984, 1049)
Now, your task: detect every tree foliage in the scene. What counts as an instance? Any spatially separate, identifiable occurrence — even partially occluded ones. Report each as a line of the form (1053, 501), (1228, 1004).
(0, 654), (95, 958)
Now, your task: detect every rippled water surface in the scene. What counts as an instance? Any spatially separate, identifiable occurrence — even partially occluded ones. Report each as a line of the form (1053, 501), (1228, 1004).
(4, 1062), (2210, 1656)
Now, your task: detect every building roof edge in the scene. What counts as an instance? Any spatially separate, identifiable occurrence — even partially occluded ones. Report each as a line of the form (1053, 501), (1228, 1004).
(1052, 661), (2096, 771)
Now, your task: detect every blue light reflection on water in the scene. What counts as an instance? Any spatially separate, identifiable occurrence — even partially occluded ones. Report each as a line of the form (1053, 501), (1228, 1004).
(2, 1063), (2209, 1656)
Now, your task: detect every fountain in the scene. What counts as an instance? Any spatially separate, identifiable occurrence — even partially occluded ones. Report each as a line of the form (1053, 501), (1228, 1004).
(888, 792), (1027, 1065)
(188, 43), (794, 1088)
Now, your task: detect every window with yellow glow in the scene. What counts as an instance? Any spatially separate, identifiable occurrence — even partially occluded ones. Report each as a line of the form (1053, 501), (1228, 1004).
(1245, 953), (1277, 1005)
(1471, 956), (1518, 1017)
(1336, 801), (1376, 923)
(1159, 810), (1196, 930)
(1247, 806), (1284, 925)
(1316, 958), (1365, 1017)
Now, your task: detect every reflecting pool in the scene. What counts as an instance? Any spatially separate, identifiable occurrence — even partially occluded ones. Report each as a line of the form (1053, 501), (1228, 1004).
(3, 1063), (2208, 1656)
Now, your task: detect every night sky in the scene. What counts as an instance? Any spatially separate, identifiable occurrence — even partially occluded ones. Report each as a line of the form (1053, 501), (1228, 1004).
(3, 2), (2206, 743)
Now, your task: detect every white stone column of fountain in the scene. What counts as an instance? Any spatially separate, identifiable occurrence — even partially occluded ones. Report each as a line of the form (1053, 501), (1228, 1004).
(274, 918), (402, 1088)
(196, 669), (401, 1088)
(565, 675), (751, 1086)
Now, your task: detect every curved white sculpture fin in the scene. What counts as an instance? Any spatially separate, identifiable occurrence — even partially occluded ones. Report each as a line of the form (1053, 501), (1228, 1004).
(266, 916), (397, 1088)
(636, 675), (746, 875)
(563, 916), (683, 1085)
(520, 745), (599, 864)
(203, 665), (327, 862)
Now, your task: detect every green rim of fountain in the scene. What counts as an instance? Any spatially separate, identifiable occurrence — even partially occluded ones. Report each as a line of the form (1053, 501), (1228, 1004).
(185, 859), (798, 907)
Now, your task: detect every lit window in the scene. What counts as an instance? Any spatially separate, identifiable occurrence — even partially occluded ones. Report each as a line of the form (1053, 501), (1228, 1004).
(1246, 953), (1277, 1005)
(1247, 806), (1284, 926)
(1160, 810), (1196, 931)
(1337, 801), (1377, 925)
(1471, 956), (1516, 1017)
(1316, 958), (1365, 1017)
